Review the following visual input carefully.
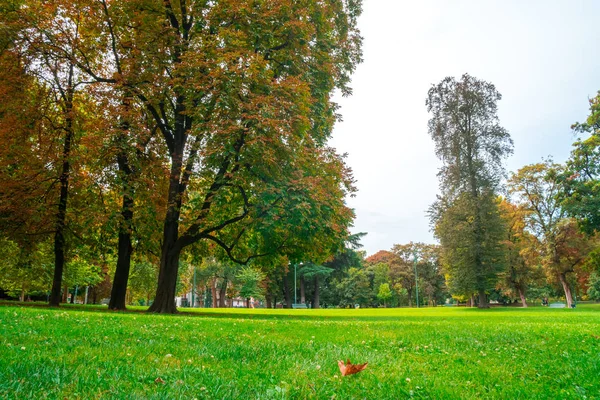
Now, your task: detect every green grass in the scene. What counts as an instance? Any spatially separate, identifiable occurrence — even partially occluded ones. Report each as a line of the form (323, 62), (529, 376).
(1, 304), (599, 399)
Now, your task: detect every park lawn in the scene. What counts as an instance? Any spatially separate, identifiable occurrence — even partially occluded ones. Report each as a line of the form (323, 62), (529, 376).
(1, 304), (599, 399)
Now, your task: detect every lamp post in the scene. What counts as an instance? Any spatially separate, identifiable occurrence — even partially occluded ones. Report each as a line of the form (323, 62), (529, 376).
(413, 250), (419, 308)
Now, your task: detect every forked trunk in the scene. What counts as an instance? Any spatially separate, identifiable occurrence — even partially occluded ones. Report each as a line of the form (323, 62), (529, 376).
(558, 272), (574, 308)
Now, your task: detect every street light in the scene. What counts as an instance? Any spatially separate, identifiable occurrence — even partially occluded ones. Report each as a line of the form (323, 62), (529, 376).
(413, 250), (419, 308)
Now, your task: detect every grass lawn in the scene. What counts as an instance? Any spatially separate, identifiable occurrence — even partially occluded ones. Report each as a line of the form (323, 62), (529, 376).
(1, 304), (599, 399)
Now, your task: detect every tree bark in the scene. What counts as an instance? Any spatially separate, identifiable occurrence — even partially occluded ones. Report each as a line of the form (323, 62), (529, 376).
(49, 98), (73, 307)
(218, 279), (228, 308)
(312, 276), (320, 309)
(147, 216), (181, 313)
(477, 289), (489, 308)
(109, 186), (134, 310)
(559, 272), (574, 308)
(108, 115), (136, 311)
(19, 287), (25, 303)
(518, 287), (528, 307)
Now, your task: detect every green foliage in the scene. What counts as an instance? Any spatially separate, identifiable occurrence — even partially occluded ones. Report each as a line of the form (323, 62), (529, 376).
(236, 266), (266, 301)
(587, 272), (600, 301)
(376, 283), (392, 306)
(0, 239), (52, 299)
(435, 192), (506, 297)
(128, 260), (158, 305)
(562, 91), (600, 234)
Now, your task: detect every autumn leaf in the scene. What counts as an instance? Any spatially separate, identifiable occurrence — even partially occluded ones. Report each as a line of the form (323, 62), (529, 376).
(337, 359), (368, 376)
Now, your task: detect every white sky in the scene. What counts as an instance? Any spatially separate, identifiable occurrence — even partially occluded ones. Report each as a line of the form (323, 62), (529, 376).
(329, 0), (600, 256)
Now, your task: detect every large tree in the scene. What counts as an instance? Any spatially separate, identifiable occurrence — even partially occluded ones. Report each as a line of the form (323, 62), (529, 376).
(426, 73), (513, 307)
(508, 161), (594, 308)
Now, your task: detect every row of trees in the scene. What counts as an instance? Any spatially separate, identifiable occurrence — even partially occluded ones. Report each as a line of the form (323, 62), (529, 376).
(0, 0), (363, 312)
(428, 73), (600, 308)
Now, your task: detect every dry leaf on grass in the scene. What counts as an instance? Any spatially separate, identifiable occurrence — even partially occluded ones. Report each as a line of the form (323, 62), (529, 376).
(155, 377), (165, 384)
(337, 359), (368, 376)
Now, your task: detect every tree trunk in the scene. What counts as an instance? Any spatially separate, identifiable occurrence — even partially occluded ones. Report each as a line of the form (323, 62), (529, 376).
(19, 287), (25, 303)
(312, 276), (320, 309)
(407, 290), (412, 307)
(147, 218), (181, 313)
(559, 272), (574, 308)
(109, 153), (135, 310)
(265, 294), (272, 309)
(518, 287), (528, 308)
(49, 74), (74, 308)
(283, 274), (291, 308)
(477, 289), (489, 308)
(219, 279), (227, 308)
(211, 278), (217, 308)
(62, 285), (68, 303)
(300, 276), (305, 304)
(108, 202), (133, 310)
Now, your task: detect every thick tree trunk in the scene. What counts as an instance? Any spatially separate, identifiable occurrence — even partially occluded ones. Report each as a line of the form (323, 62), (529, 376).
(559, 272), (574, 308)
(219, 279), (227, 308)
(300, 276), (305, 304)
(109, 155), (135, 310)
(477, 289), (489, 308)
(265, 294), (272, 309)
(518, 287), (528, 307)
(148, 217), (181, 313)
(283, 274), (291, 308)
(19, 288), (25, 302)
(312, 276), (320, 309)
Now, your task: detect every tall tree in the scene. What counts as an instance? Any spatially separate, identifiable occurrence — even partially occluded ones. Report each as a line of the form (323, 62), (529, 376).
(426, 73), (513, 308)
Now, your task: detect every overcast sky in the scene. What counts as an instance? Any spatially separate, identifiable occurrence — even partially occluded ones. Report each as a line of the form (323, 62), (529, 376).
(329, 0), (600, 256)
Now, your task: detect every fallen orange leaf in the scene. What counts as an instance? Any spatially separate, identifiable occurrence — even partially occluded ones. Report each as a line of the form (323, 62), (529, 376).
(337, 359), (368, 376)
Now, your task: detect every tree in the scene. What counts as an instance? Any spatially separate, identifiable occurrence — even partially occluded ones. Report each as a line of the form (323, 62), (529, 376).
(508, 161), (594, 307)
(66, 0), (363, 314)
(236, 266), (266, 308)
(300, 263), (333, 309)
(497, 199), (544, 307)
(377, 283), (392, 307)
(561, 91), (600, 234)
(426, 73), (513, 308)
